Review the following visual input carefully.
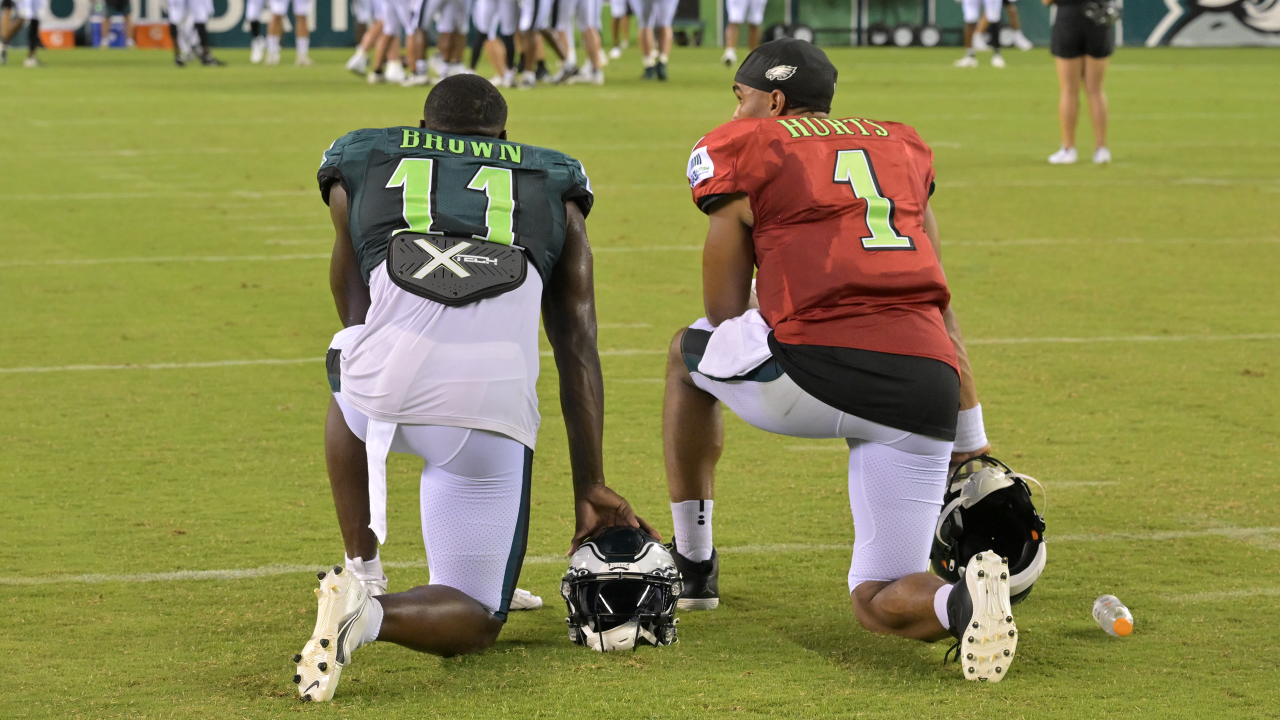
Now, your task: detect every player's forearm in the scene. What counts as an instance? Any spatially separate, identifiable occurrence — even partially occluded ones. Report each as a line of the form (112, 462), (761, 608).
(327, 186), (370, 327)
(944, 305), (980, 411)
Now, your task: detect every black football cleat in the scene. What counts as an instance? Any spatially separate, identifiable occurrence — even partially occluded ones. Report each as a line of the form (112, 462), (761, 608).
(174, 55), (186, 67)
(944, 551), (1017, 682)
(655, 61), (668, 81)
(641, 65), (657, 80)
(669, 544), (718, 610)
(201, 54), (225, 66)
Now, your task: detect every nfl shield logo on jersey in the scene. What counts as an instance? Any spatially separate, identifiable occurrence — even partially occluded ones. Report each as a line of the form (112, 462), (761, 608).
(687, 146), (716, 188)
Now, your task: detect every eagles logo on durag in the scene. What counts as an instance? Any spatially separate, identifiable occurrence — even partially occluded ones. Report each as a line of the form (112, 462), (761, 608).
(765, 65), (797, 81)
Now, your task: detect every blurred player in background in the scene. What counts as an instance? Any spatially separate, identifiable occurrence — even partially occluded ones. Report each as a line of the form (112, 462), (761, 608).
(266, 0), (310, 65)
(954, 0), (1005, 67)
(434, 0), (473, 77)
(974, 0), (1033, 51)
(607, 0), (631, 58)
(1046, 0), (1112, 163)
(368, 0), (410, 83)
(103, 0), (134, 47)
(720, 0), (765, 66)
(475, 0), (518, 86)
(344, 2), (382, 76)
(167, 0), (223, 66)
(352, 0), (372, 39)
(246, 0), (268, 62)
(637, 0), (674, 80)
(554, 0), (606, 84)
(1, 0), (42, 67)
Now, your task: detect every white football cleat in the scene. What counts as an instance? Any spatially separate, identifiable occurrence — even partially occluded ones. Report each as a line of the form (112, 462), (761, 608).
(946, 551), (1017, 683)
(991, 53), (1006, 68)
(367, 70), (386, 84)
(721, 47), (736, 67)
(428, 53), (446, 78)
(346, 50), (368, 75)
(385, 60), (406, 83)
(24, 56), (41, 68)
(509, 588), (544, 610)
(401, 72), (431, 87)
(1048, 147), (1078, 164)
(517, 70), (536, 89)
(249, 36), (266, 64)
(295, 54), (312, 66)
(265, 50), (280, 66)
(953, 54), (978, 68)
(608, 45), (623, 60)
(1014, 31), (1034, 51)
(971, 33), (991, 52)
(293, 566), (373, 702)
(1093, 147), (1112, 164)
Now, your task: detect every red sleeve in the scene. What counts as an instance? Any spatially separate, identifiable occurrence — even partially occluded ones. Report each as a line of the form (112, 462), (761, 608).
(897, 125), (936, 205)
(687, 121), (756, 214)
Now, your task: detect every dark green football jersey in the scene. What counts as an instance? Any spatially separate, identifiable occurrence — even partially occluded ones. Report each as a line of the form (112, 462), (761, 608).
(317, 127), (593, 284)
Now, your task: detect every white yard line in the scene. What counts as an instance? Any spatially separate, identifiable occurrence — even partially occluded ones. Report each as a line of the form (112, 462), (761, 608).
(0, 254), (328, 268)
(2, 333), (1276, 375)
(1164, 587), (1280, 603)
(5, 530), (1276, 588)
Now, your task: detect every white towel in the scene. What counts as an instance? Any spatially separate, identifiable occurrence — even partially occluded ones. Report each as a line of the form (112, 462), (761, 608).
(696, 309), (774, 380)
(364, 418), (396, 545)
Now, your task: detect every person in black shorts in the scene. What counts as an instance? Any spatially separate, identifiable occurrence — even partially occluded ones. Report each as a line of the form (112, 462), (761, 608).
(1045, 0), (1114, 164)
(103, 0), (133, 47)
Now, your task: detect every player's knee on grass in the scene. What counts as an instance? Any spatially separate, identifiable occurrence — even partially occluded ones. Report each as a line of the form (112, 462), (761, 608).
(667, 327), (690, 380)
(850, 580), (914, 635)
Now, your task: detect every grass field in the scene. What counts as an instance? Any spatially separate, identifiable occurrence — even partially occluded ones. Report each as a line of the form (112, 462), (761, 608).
(2, 45), (1278, 719)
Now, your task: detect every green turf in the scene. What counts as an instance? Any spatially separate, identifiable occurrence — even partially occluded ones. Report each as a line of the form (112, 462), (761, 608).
(2, 46), (1279, 719)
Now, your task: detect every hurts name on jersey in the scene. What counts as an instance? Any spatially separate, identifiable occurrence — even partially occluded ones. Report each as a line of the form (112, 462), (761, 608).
(398, 129), (526, 163)
(775, 117), (892, 139)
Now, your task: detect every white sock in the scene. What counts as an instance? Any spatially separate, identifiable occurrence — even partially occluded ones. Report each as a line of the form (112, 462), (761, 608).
(671, 500), (714, 562)
(566, 45), (577, 66)
(267, 34), (281, 53)
(658, 52), (668, 64)
(359, 596), (384, 647)
(295, 36), (309, 55)
(933, 583), (953, 628)
(415, 58), (426, 74)
(344, 553), (385, 583)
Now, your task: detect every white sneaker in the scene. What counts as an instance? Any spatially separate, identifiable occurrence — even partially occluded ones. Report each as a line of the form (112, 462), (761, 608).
(971, 33), (991, 52)
(550, 63), (577, 83)
(265, 50), (280, 66)
(509, 588), (544, 610)
(1014, 31), (1033, 51)
(367, 71), (386, 84)
(428, 54), (446, 78)
(946, 551), (1017, 683)
(293, 566), (373, 702)
(401, 72), (431, 87)
(991, 53), (1006, 68)
(1048, 147), (1078, 164)
(568, 68), (604, 85)
(1093, 147), (1111, 164)
(385, 60), (406, 84)
(489, 72), (510, 87)
(953, 54), (978, 68)
(249, 36), (266, 64)
(454, 64), (475, 75)
(721, 47), (736, 67)
(345, 50), (368, 75)
(295, 54), (312, 66)
(24, 56), (41, 68)
(608, 45), (622, 60)
(517, 70), (536, 89)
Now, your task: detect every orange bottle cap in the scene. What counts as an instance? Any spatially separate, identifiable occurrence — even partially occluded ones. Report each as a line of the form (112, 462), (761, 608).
(1113, 618), (1133, 636)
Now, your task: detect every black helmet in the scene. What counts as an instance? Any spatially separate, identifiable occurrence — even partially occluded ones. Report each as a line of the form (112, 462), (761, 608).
(931, 456), (1046, 604)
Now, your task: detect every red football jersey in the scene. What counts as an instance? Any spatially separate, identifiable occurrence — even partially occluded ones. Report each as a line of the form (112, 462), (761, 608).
(688, 115), (956, 371)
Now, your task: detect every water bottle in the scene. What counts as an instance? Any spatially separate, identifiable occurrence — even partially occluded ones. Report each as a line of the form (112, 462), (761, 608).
(1093, 595), (1134, 637)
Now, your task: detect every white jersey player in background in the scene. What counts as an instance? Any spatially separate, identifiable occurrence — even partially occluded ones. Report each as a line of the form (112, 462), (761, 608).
(474, 0), (519, 86)
(266, 0), (311, 64)
(637, 0), (675, 80)
(166, 0), (223, 66)
(955, 0), (1005, 67)
(554, 0), (606, 84)
(246, 0), (268, 62)
(606, 0), (631, 59)
(1, 0), (43, 67)
(345, 0), (384, 76)
(720, 0), (765, 66)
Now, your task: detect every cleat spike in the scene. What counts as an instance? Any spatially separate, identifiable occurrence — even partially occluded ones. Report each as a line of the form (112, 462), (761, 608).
(968, 667), (975, 674)
(292, 654), (302, 663)
(1003, 649), (1011, 656)
(318, 662), (328, 672)
(977, 570), (985, 578)
(976, 553), (983, 561)
(303, 694), (312, 702)
(968, 636), (975, 643)
(996, 666), (1003, 673)
(293, 674), (301, 684)
(972, 622), (979, 629)
(1009, 630), (1016, 637)
(333, 566), (343, 575)
(320, 638), (330, 648)
(1001, 572), (1008, 580)
(317, 571), (326, 580)
(966, 653), (974, 660)
(1006, 616), (1013, 623)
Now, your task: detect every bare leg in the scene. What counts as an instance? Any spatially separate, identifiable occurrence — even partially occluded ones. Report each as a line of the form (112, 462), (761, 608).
(1006, 4), (1020, 30)
(747, 23), (760, 48)
(1055, 56), (1083, 149)
(373, 32), (393, 71)
(724, 22), (739, 49)
(359, 20), (381, 51)
(583, 27), (604, 69)
(663, 330), (722, 503)
(448, 31), (466, 62)
(268, 13), (283, 35)
(375, 585), (504, 656)
(658, 25), (672, 55)
(962, 21), (975, 49)
(406, 28), (424, 70)
(540, 27), (566, 60)
(852, 575), (950, 641)
(295, 13), (308, 38)
(324, 398), (378, 561)
(638, 26), (653, 57)
(484, 37), (508, 75)
(1083, 55), (1109, 150)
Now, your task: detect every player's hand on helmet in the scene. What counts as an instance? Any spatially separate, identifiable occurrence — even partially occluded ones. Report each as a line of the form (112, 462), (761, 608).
(950, 444), (992, 472)
(570, 484), (660, 554)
